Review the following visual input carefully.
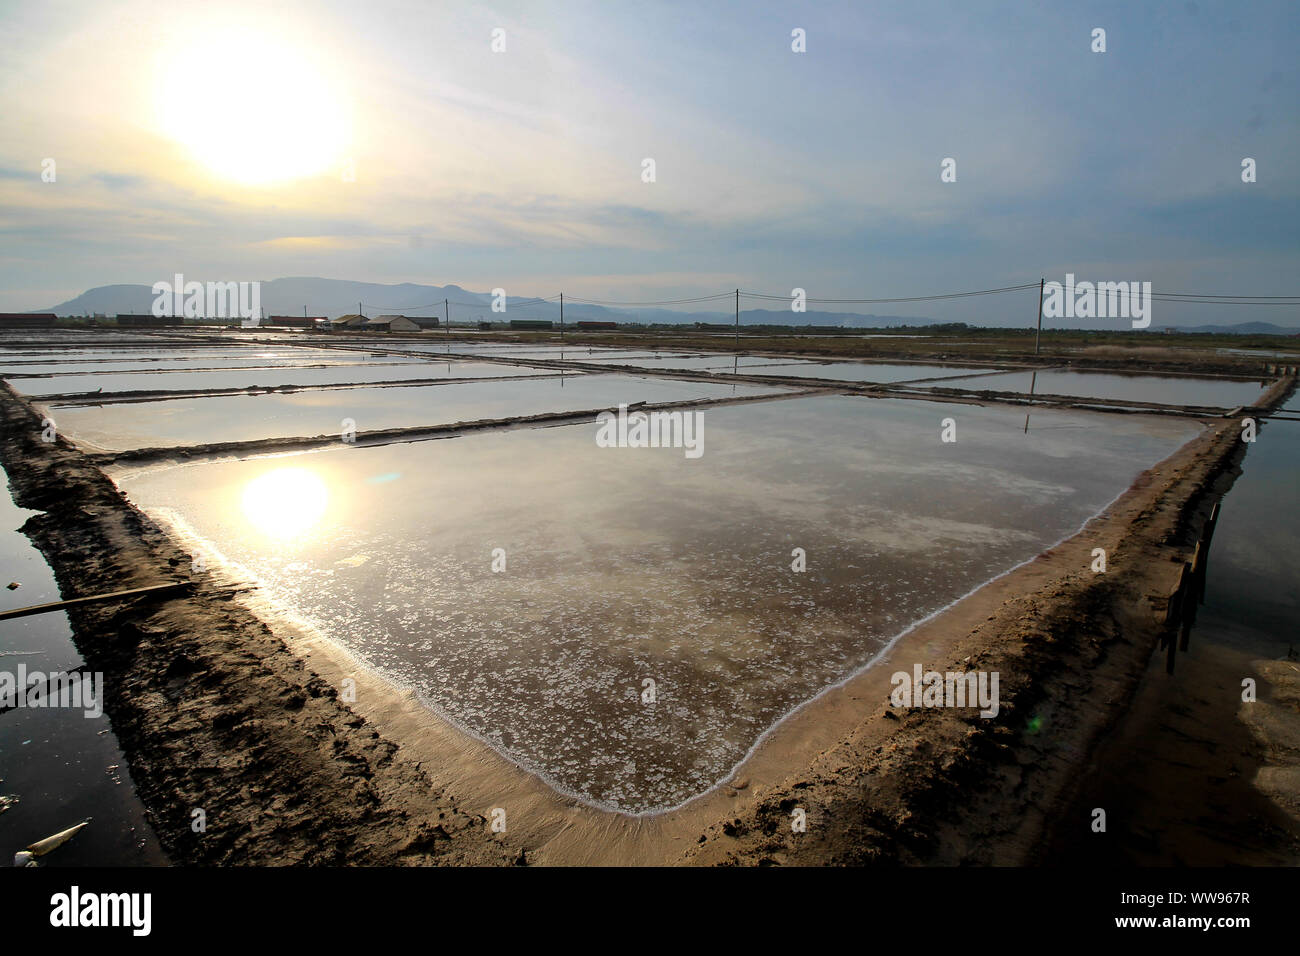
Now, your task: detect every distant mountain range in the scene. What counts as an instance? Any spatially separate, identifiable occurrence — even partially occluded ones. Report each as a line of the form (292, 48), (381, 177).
(42, 279), (951, 327)
(1164, 321), (1300, 335)
(42, 278), (1300, 334)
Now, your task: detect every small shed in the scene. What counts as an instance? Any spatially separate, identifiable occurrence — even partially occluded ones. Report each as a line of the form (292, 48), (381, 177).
(366, 315), (420, 332)
(331, 314), (367, 328)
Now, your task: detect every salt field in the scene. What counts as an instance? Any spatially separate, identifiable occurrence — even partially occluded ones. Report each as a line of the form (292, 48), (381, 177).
(716, 361), (1007, 383)
(921, 369), (1270, 408)
(116, 395), (1200, 812)
(5, 0), (1299, 895)
(558, 354), (818, 371)
(0, 356), (432, 376)
(42, 374), (791, 452)
(0, 347), (415, 365)
(7, 359), (564, 397)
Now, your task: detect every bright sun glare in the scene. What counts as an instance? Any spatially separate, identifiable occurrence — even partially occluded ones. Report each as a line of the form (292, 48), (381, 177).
(156, 29), (348, 185)
(241, 468), (329, 540)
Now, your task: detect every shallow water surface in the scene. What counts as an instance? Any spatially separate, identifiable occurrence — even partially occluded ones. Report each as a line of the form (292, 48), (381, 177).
(922, 369), (1270, 408)
(118, 396), (1200, 813)
(44, 374), (789, 451)
(0, 471), (167, 865)
(9, 360), (563, 397)
(717, 361), (1004, 383)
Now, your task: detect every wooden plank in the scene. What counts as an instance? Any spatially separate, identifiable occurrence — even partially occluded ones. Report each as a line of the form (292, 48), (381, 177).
(0, 582), (191, 622)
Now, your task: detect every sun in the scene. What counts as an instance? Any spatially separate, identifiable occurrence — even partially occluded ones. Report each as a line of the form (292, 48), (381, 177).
(241, 467), (330, 540)
(155, 28), (349, 185)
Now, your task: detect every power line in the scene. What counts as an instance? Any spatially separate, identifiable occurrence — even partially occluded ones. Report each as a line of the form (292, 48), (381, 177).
(741, 282), (1042, 304)
(563, 292), (736, 307)
(1150, 291), (1300, 299)
(359, 295), (560, 311)
(353, 282), (1300, 314)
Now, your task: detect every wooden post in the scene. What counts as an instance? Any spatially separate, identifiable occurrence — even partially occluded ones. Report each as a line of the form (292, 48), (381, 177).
(1033, 277), (1045, 355)
(0, 582), (192, 622)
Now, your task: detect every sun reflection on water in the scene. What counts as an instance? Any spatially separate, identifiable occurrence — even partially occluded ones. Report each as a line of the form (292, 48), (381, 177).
(241, 467), (329, 540)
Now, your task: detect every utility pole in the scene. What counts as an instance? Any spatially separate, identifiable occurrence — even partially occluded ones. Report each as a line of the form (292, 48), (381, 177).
(1033, 277), (1045, 355)
(560, 292), (564, 341)
(445, 298), (449, 339)
(735, 288), (740, 348)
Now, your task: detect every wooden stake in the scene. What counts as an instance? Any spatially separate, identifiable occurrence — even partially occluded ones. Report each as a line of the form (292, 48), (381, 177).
(0, 582), (192, 622)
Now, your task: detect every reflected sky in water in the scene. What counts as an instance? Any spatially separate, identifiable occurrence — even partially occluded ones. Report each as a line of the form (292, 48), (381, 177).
(43, 374), (787, 452)
(717, 361), (1000, 383)
(11, 360), (565, 397)
(924, 369), (1270, 407)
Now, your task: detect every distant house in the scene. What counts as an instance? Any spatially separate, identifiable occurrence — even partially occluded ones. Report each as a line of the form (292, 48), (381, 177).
(509, 319), (554, 330)
(410, 316), (440, 330)
(267, 315), (326, 329)
(331, 314), (367, 328)
(365, 315), (421, 332)
(576, 320), (617, 330)
(116, 314), (182, 327)
(0, 312), (57, 328)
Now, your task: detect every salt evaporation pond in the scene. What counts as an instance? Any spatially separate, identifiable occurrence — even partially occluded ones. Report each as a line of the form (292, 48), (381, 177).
(561, 355), (776, 369)
(467, 350), (696, 362)
(116, 395), (1201, 813)
(0, 355), (430, 376)
(44, 375), (790, 452)
(568, 355), (823, 371)
(923, 369), (1271, 408)
(0, 346), (364, 363)
(0, 351), (286, 366)
(9, 361), (563, 397)
(1192, 412), (1300, 650)
(717, 361), (1003, 383)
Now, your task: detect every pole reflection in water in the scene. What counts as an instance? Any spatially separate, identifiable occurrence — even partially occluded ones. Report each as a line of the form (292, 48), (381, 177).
(1024, 370), (1039, 434)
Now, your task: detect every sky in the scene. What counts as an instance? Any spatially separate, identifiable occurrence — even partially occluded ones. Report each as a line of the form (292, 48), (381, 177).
(0, 0), (1297, 325)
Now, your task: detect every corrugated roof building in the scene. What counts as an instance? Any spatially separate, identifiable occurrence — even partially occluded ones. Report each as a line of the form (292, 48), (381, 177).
(365, 315), (420, 332)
